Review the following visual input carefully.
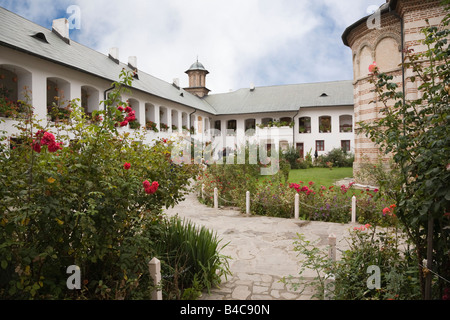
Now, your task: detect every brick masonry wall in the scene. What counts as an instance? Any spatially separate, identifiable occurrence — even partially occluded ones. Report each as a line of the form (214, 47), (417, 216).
(345, 0), (446, 178)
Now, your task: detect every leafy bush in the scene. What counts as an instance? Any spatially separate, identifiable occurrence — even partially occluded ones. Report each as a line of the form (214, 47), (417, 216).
(154, 217), (231, 300)
(0, 71), (208, 300)
(316, 148), (354, 168)
(198, 159), (393, 225)
(283, 225), (421, 300)
(252, 175), (295, 218)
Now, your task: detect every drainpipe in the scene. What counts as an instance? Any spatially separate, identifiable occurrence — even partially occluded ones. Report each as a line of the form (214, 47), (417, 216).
(189, 109), (197, 134)
(103, 84), (116, 111)
(189, 109), (197, 163)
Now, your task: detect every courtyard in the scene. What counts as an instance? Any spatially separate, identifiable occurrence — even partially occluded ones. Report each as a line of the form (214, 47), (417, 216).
(164, 190), (356, 300)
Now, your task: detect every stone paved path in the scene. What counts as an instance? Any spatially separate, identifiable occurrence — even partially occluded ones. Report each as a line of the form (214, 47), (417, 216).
(164, 191), (358, 300)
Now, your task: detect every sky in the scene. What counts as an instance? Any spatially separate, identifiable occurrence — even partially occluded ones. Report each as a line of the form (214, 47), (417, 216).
(0, 0), (385, 94)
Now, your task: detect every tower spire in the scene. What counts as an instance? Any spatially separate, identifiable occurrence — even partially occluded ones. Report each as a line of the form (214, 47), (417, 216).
(184, 59), (210, 98)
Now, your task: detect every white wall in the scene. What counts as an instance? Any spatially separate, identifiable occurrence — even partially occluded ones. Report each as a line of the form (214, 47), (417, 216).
(0, 46), (354, 159)
(294, 106), (355, 157)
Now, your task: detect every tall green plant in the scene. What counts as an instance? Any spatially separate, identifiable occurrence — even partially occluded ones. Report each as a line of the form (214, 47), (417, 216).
(359, 7), (450, 299)
(154, 217), (230, 300)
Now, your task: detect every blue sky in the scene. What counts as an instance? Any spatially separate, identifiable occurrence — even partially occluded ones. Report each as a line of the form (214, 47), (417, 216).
(0, 0), (385, 93)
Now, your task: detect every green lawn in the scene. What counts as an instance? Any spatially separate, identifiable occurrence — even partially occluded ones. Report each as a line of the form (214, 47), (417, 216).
(288, 167), (354, 187)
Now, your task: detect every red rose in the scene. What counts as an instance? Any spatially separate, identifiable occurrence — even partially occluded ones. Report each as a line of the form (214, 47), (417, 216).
(48, 142), (63, 153)
(144, 181), (159, 194)
(125, 106), (133, 113)
(117, 106), (124, 112)
(125, 114), (136, 122)
(120, 120), (128, 127)
(123, 162), (131, 170)
(32, 141), (41, 153)
(41, 132), (56, 146)
(143, 180), (151, 189)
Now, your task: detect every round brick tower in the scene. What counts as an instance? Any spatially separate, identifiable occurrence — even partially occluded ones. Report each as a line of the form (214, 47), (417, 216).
(342, 0), (447, 183)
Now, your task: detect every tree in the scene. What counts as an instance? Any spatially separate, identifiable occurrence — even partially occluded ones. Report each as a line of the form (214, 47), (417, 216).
(359, 4), (450, 299)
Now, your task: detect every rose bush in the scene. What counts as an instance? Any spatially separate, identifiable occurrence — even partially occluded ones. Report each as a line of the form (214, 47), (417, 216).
(197, 158), (394, 225)
(0, 70), (207, 300)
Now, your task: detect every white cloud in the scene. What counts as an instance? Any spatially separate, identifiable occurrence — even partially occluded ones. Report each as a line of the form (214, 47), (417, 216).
(0, 0), (386, 93)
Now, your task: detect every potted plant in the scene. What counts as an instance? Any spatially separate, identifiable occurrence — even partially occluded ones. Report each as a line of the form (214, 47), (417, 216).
(48, 105), (72, 122)
(0, 96), (17, 118)
(160, 123), (169, 132)
(146, 121), (159, 132)
(129, 120), (141, 130)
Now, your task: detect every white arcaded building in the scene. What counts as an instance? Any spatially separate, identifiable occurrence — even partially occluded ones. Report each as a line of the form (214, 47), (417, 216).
(0, 6), (354, 161)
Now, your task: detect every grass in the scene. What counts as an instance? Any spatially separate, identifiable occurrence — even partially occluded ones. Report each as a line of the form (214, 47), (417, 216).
(288, 167), (353, 187)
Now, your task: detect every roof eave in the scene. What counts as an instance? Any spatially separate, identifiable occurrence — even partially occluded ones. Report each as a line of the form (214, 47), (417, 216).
(0, 41), (216, 115)
(341, 2), (394, 47)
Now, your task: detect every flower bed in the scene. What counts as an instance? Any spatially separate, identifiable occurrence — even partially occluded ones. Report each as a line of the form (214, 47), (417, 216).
(197, 164), (395, 226)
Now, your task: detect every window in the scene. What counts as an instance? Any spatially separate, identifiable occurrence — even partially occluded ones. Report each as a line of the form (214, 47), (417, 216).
(47, 77), (71, 121)
(339, 115), (353, 132)
(299, 117), (311, 133)
(227, 120), (236, 135)
(341, 140), (351, 152)
(316, 140), (325, 152)
(214, 120), (221, 131)
(245, 119), (256, 135)
(261, 118), (273, 127)
(245, 119), (256, 131)
(81, 86), (100, 116)
(319, 116), (331, 133)
(212, 120), (221, 137)
(279, 117), (292, 126)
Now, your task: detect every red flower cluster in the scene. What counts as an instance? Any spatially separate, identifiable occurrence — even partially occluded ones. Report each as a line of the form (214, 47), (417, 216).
(339, 182), (355, 194)
(123, 162), (131, 170)
(354, 223), (372, 231)
(143, 180), (159, 195)
(382, 204), (397, 217)
(289, 183), (315, 196)
(118, 104), (137, 127)
(33, 130), (63, 153)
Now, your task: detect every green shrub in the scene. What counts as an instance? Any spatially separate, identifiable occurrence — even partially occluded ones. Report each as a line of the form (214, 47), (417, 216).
(0, 71), (203, 300)
(154, 217), (231, 300)
(283, 226), (421, 300)
(316, 148), (354, 168)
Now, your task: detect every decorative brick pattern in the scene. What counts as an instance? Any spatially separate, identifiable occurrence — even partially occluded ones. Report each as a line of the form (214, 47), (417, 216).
(343, 0), (446, 180)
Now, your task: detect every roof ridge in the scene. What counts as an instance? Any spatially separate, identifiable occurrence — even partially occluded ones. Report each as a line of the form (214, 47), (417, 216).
(208, 79), (353, 97)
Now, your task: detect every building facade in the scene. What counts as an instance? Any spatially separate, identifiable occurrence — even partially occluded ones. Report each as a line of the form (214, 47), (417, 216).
(0, 6), (355, 164)
(342, 0), (447, 174)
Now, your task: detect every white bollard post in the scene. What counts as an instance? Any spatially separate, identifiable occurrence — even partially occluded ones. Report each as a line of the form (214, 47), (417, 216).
(325, 234), (337, 300)
(201, 183), (205, 200)
(324, 274), (335, 300)
(246, 191), (250, 215)
(351, 196), (357, 223)
(295, 193), (299, 219)
(214, 187), (218, 209)
(149, 257), (162, 300)
(328, 234), (336, 262)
